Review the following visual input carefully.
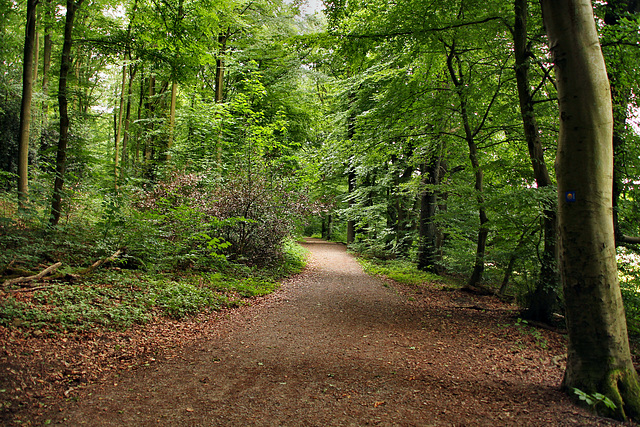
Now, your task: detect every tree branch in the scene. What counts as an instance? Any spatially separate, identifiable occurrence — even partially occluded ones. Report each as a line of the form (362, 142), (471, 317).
(1, 262), (62, 288)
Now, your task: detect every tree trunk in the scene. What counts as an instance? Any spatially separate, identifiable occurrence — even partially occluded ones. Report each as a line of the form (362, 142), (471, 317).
(417, 156), (442, 273)
(215, 31), (229, 168)
(541, 0), (640, 420)
(166, 80), (177, 160)
(122, 63), (136, 169)
(41, 0), (52, 119)
(445, 46), (489, 288)
(114, 64), (127, 189)
(346, 94), (357, 245)
(347, 168), (356, 244)
(50, 0), (83, 226)
(17, 0), (38, 207)
(513, 0), (559, 322)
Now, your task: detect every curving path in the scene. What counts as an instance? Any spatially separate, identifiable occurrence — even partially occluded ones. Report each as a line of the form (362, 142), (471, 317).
(50, 238), (617, 426)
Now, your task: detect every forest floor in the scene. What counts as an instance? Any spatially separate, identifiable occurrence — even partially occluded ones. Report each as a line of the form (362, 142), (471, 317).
(0, 238), (631, 425)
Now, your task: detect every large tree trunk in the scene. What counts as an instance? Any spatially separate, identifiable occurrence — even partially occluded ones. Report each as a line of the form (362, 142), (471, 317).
(17, 0), (38, 207)
(513, 0), (559, 322)
(541, 0), (640, 420)
(50, 0), (83, 226)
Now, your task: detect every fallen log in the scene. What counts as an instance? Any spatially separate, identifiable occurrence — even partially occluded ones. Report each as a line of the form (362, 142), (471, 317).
(1, 262), (62, 288)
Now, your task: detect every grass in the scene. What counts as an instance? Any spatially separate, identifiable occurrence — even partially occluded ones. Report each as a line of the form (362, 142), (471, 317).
(355, 256), (456, 287)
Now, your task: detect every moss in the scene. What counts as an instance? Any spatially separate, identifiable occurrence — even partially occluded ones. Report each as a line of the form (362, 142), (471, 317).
(601, 368), (640, 421)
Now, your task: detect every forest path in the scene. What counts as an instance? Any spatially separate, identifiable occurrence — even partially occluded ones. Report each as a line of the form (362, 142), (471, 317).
(50, 238), (616, 426)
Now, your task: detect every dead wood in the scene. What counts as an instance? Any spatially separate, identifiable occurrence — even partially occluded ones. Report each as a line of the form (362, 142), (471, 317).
(78, 249), (123, 275)
(1, 262), (62, 288)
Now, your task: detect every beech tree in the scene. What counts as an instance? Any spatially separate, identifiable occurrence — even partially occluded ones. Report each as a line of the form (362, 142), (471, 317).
(50, 0), (84, 226)
(17, 0), (38, 207)
(541, 0), (640, 419)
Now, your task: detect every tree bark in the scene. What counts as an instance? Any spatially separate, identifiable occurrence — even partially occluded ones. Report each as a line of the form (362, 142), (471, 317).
(17, 0), (39, 207)
(114, 64), (127, 189)
(541, 0), (640, 420)
(167, 80), (177, 160)
(417, 156), (442, 273)
(347, 168), (356, 244)
(50, 0), (83, 226)
(513, 0), (559, 322)
(445, 46), (489, 288)
(215, 30), (229, 168)
(41, 0), (52, 118)
(122, 63), (136, 169)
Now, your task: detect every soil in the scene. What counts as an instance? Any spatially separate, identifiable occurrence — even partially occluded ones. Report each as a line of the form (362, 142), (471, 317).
(1, 238), (630, 425)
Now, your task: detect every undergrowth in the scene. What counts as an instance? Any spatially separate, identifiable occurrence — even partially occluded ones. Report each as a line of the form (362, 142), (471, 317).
(618, 248), (640, 341)
(355, 256), (456, 288)
(0, 240), (307, 334)
(0, 171), (310, 335)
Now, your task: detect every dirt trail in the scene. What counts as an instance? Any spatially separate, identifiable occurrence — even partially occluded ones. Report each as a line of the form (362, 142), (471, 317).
(46, 238), (619, 426)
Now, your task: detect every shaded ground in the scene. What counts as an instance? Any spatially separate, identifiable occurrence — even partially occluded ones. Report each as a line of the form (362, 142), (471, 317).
(2, 238), (627, 425)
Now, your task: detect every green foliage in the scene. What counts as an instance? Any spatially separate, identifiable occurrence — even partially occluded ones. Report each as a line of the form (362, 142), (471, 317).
(574, 388), (617, 413)
(618, 248), (640, 337)
(156, 280), (226, 319)
(356, 256), (447, 287)
(0, 238), (307, 332)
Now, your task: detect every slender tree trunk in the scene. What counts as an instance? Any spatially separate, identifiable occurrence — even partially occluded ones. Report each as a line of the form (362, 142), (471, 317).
(215, 31), (229, 168)
(166, 80), (177, 160)
(513, 0), (559, 322)
(541, 0), (640, 420)
(33, 29), (40, 85)
(144, 76), (156, 165)
(347, 168), (356, 244)
(417, 155), (442, 273)
(346, 94), (357, 245)
(17, 0), (38, 207)
(50, 0), (83, 226)
(215, 32), (228, 104)
(42, 0), (52, 118)
(445, 47), (489, 288)
(122, 64), (135, 169)
(114, 64), (127, 189)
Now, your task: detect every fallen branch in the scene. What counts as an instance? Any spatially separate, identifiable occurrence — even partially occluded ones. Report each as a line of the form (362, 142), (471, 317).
(1, 262), (63, 288)
(78, 249), (124, 276)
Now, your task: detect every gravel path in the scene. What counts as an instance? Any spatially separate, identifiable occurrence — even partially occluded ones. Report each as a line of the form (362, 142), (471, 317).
(48, 238), (621, 426)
